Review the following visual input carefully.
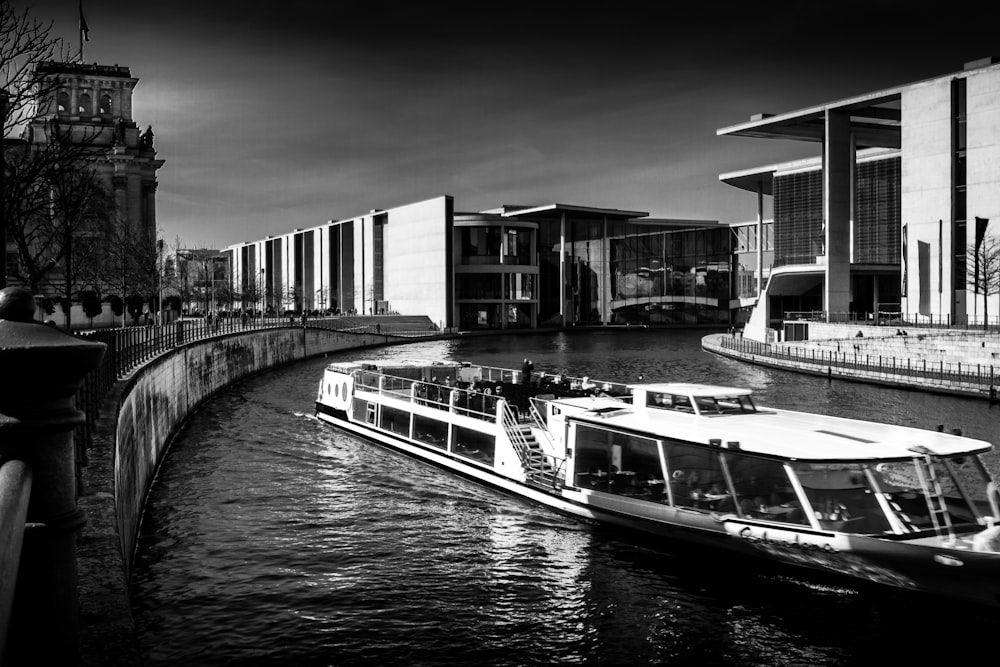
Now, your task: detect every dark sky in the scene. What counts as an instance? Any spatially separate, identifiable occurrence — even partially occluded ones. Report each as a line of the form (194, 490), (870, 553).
(33, 0), (1000, 248)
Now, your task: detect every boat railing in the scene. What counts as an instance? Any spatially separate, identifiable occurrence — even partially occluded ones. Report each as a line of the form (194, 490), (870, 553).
(527, 398), (556, 449)
(353, 370), (501, 423)
(500, 402), (565, 487)
(470, 364), (632, 398)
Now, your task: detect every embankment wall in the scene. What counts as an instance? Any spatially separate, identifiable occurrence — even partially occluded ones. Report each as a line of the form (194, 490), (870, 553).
(77, 327), (401, 666)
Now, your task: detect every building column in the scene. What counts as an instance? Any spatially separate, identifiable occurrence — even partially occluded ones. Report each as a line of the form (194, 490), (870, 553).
(559, 213), (566, 327)
(824, 109), (853, 320)
(756, 183), (764, 300)
(602, 215), (609, 325)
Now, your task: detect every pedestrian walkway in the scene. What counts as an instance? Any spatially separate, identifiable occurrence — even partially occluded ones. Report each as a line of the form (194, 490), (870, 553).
(702, 324), (1000, 402)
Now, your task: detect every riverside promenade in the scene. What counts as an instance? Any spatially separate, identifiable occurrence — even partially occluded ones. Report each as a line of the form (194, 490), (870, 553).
(702, 322), (1000, 402)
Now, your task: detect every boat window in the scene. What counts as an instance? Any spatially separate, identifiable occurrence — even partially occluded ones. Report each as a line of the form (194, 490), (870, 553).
(870, 458), (983, 529)
(662, 441), (730, 512)
(573, 424), (665, 499)
(794, 463), (893, 533)
(453, 426), (495, 465)
(413, 414), (448, 450)
(941, 455), (995, 522)
(380, 406), (410, 437)
(722, 453), (807, 525)
(647, 393), (694, 413)
(693, 395), (757, 415)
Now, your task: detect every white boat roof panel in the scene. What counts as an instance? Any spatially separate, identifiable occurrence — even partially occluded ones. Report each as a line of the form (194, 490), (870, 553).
(557, 396), (992, 461)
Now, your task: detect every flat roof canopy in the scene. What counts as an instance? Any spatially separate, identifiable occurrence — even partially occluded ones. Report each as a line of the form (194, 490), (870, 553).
(717, 89), (903, 150)
(491, 203), (649, 220)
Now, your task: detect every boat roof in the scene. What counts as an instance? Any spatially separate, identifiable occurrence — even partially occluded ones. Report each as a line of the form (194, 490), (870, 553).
(553, 392), (992, 461)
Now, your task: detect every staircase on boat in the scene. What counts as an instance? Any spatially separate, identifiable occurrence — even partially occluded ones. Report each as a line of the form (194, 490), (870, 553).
(501, 404), (564, 491)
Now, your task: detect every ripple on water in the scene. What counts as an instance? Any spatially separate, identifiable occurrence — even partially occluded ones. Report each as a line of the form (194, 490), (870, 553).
(131, 330), (1000, 666)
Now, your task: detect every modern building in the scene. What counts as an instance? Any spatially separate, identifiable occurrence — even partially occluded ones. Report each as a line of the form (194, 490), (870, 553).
(223, 197), (735, 329)
(719, 57), (1000, 342)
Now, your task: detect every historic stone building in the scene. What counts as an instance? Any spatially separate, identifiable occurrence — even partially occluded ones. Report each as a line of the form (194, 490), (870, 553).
(29, 61), (164, 246)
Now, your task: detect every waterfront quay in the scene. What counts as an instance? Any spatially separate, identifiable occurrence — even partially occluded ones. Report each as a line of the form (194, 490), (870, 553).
(703, 322), (1000, 401)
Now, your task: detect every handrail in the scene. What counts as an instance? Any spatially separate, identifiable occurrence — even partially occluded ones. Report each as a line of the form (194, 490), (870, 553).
(527, 398), (556, 449)
(0, 458), (33, 660)
(988, 482), (1000, 521)
(500, 402), (534, 468)
(500, 402), (565, 486)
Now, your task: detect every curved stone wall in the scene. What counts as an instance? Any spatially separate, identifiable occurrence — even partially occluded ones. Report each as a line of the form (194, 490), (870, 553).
(78, 326), (400, 666)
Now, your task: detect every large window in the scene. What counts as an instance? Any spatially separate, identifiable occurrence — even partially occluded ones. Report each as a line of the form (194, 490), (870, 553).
(662, 441), (727, 511)
(573, 424), (664, 498)
(460, 228), (502, 264)
(504, 228), (532, 265)
(609, 224), (732, 325)
(794, 462), (893, 533)
(413, 415), (448, 449)
(453, 426), (495, 465)
(380, 406), (410, 436)
(504, 273), (534, 300)
(457, 274), (502, 300)
(77, 92), (92, 116)
(722, 453), (807, 525)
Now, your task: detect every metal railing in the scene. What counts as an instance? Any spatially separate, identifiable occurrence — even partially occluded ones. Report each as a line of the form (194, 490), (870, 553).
(0, 458), (32, 659)
(782, 310), (1000, 332)
(716, 335), (999, 395)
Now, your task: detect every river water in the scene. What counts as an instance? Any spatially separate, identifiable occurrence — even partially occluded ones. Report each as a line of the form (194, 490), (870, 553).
(131, 329), (1000, 666)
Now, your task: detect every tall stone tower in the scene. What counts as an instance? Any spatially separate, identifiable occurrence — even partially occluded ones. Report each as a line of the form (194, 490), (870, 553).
(28, 61), (164, 245)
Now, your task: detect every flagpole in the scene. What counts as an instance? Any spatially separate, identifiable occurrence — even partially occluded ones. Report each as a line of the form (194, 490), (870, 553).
(79, 1), (88, 63)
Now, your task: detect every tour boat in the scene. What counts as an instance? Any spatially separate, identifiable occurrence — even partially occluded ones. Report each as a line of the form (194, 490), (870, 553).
(315, 358), (1000, 608)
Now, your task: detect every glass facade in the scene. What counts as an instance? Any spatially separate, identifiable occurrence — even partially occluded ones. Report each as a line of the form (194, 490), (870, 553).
(773, 170), (823, 267)
(455, 217), (538, 330)
(607, 223), (731, 325)
(732, 222), (774, 299)
(854, 158), (901, 265)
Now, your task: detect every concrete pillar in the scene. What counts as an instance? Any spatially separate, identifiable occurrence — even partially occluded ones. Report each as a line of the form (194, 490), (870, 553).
(0, 287), (106, 665)
(559, 213), (566, 327)
(756, 183), (765, 300)
(824, 109), (853, 320)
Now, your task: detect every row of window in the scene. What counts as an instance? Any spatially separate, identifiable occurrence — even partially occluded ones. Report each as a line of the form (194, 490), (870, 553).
(455, 273), (536, 300)
(56, 91), (114, 117)
(357, 398), (497, 466)
(571, 422), (993, 533)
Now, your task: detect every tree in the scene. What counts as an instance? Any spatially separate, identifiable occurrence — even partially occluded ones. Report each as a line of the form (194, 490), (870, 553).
(968, 231), (1000, 329)
(80, 288), (101, 326)
(2, 2), (123, 330)
(1, 1), (72, 136)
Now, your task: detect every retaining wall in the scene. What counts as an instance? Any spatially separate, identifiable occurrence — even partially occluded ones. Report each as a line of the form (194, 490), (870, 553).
(76, 326), (400, 666)
(798, 323), (1000, 366)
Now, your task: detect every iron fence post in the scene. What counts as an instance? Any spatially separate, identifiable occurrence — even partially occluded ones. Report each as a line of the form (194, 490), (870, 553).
(0, 287), (106, 665)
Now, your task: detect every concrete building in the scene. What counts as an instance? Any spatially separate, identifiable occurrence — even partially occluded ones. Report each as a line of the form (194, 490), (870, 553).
(718, 57), (1000, 342)
(223, 197), (732, 329)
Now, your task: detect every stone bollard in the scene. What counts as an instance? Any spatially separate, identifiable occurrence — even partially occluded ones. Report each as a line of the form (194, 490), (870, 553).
(0, 287), (106, 665)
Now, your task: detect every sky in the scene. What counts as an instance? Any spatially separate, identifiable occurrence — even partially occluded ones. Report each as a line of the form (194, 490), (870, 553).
(26, 1), (1000, 250)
